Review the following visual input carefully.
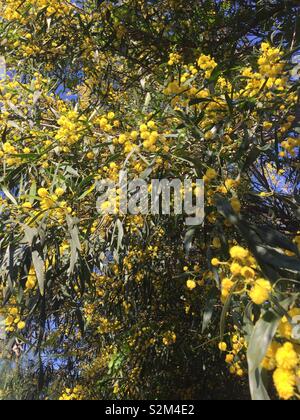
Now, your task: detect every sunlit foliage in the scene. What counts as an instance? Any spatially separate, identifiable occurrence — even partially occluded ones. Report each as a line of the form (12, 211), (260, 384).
(0, 0), (300, 401)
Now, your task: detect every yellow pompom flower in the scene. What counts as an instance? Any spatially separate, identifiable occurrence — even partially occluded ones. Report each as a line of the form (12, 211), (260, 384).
(221, 278), (235, 300)
(211, 258), (220, 267)
(55, 187), (65, 197)
(25, 267), (37, 290)
(225, 354), (234, 364)
(219, 342), (227, 352)
(186, 279), (197, 290)
(86, 152), (95, 160)
(273, 368), (296, 400)
(222, 278), (234, 292)
(249, 279), (272, 305)
(276, 343), (299, 370)
(17, 321), (26, 330)
(230, 263), (242, 276)
(147, 120), (156, 129)
(107, 112), (115, 120)
(9, 308), (18, 317)
(38, 188), (49, 198)
(230, 246), (249, 260)
(197, 54), (217, 78)
(241, 266), (255, 279)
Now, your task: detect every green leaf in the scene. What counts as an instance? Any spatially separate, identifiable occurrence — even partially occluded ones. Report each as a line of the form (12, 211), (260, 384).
(66, 215), (81, 275)
(225, 92), (233, 115)
(1, 186), (18, 206)
(220, 280), (242, 341)
(252, 225), (299, 256)
(116, 219), (124, 252)
(202, 288), (218, 333)
(215, 195), (241, 225)
(0, 244), (28, 292)
(29, 181), (37, 204)
(24, 227), (45, 296)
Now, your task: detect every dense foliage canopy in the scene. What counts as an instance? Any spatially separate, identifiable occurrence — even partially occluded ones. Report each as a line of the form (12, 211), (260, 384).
(0, 0), (300, 401)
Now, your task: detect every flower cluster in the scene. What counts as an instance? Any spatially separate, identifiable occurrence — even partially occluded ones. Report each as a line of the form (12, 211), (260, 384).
(55, 110), (87, 147)
(219, 329), (247, 377)
(0, 0), (300, 401)
(162, 331), (177, 346)
(197, 54), (218, 79)
(258, 42), (285, 78)
(5, 306), (26, 333)
(168, 52), (182, 66)
(1, 0), (71, 22)
(263, 339), (300, 400)
(212, 245), (272, 306)
(59, 386), (84, 401)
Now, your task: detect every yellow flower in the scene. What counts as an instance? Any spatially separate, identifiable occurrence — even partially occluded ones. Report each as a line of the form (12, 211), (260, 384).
(38, 188), (49, 198)
(17, 321), (26, 330)
(22, 202), (32, 210)
(9, 307), (18, 316)
(130, 131), (139, 141)
(249, 279), (272, 305)
(147, 120), (156, 129)
(186, 279), (197, 290)
(107, 112), (115, 120)
(225, 354), (234, 364)
(55, 187), (65, 197)
(261, 342), (280, 371)
(276, 343), (299, 370)
(168, 52), (181, 66)
(219, 342), (227, 352)
(162, 331), (177, 346)
(55, 110), (85, 145)
(230, 246), (249, 260)
(140, 124), (148, 132)
(278, 308), (300, 339)
(211, 258), (220, 267)
(25, 267), (37, 290)
(86, 152), (95, 160)
(197, 54), (217, 78)
(230, 263), (242, 276)
(241, 266), (255, 279)
(26, 278), (36, 290)
(225, 179), (236, 191)
(273, 368), (296, 400)
(222, 278), (234, 291)
(205, 168), (217, 181)
(259, 191), (273, 198)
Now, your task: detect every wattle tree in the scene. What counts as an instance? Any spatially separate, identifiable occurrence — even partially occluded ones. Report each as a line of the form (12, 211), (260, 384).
(0, 0), (300, 401)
